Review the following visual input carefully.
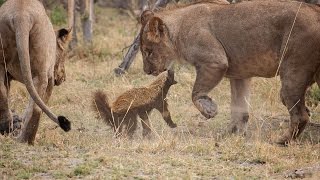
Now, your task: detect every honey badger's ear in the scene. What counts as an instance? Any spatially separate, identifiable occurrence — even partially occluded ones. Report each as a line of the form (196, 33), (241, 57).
(168, 70), (177, 84)
(141, 10), (154, 26)
(146, 17), (165, 43)
(57, 28), (72, 43)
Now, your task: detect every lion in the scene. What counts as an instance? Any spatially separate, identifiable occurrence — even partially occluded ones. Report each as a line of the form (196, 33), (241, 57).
(93, 70), (177, 137)
(138, 0), (320, 145)
(0, 0), (72, 144)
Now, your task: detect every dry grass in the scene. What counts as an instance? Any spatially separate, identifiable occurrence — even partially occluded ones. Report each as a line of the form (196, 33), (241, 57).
(1, 6), (320, 179)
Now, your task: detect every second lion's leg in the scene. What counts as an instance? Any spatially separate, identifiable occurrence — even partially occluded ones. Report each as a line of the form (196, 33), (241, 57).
(18, 76), (48, 144)
(229, 78), (251, 134)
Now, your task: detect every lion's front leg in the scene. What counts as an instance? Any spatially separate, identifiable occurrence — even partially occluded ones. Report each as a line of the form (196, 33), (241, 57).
(192, 63), (228, 119)
(18, 76), (50, 144)
(229, 78), (251, 135)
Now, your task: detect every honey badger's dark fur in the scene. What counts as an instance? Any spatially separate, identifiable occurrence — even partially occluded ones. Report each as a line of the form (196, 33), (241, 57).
(93, 70), (177, 137)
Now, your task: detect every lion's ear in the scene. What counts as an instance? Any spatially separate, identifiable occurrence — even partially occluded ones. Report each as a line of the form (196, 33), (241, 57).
(146, 17), (165, 43)
(57, 28), (72, 43)
(141, 10), (154, 26)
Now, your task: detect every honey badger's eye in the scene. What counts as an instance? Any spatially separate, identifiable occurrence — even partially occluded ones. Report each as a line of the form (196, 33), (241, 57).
(145, 48), (152, 57)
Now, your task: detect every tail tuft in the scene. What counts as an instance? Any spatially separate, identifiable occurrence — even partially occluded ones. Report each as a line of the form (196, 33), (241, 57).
(58, 116), (71, 132)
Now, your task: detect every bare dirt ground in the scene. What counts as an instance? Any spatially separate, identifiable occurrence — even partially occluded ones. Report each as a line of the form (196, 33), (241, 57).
(1, 6), (320, 179)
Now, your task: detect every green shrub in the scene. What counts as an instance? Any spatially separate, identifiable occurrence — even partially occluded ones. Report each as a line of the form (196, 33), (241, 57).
(306, 84), (320, 108)
(0, 0), (6, 6)
(49, 5), (67, 26)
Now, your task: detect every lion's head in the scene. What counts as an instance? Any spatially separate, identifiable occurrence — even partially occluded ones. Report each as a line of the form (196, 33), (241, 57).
(54, 28), (72, 86)
(140, 11), (177, 76)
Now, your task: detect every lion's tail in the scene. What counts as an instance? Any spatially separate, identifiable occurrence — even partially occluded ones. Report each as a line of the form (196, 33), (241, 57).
(93, 90), (115, 129)
(14, 13), (70, 132)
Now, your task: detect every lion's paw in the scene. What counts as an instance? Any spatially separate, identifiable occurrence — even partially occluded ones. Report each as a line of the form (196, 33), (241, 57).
(195, 97), (218, 119)
(228, 123), (247, 136)
(0, 112), (23, 135)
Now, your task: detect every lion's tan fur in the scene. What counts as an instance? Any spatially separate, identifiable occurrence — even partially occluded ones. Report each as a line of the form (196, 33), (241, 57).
(93, 71), (177, 137)
(159, 0), (229, 11)
(139, 0), (320, 144)
(0, 0), (71, 144)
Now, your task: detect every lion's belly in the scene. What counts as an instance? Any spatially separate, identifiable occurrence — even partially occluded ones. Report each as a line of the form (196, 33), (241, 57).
(1, 48), (23, 83)
(225, 52), (280, 79)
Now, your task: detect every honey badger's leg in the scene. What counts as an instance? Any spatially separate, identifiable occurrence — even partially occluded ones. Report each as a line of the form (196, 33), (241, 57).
(277, 70), (311, 145)
(18, 75), (48, 144)
(229, 78), (251, 134)
(0, 66), (13, 134)
(127, 115), (138, 138)
(156, 100), (177, 128)
(114, 115), (123, 138)
(139, 111), (152, 137)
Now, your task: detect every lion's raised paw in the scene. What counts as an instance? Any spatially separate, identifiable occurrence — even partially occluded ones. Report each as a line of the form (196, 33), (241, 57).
(195, 97), (218, 119)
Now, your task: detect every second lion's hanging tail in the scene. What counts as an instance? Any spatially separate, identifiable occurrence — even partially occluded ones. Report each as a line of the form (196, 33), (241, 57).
(14, 13), (70, 132)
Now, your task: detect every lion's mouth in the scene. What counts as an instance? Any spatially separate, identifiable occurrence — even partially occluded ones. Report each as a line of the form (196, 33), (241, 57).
(147, 67), (168, 76)
(151, 71), (160, 76)
(54, 78), (65, 86)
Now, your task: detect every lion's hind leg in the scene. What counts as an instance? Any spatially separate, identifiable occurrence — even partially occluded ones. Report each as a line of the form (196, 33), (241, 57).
(277, 71), (312, 145)
(18, 76), (49, 144)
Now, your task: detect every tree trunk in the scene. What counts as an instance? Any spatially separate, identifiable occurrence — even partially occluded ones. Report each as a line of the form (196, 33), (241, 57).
(68, 0), (75, 29)
(81, 0), (94, 44)
(114, 0), (172, 76)
(68, 0), (78, 49)
(68, 0), (94, 48)
(154, 0), (171, 9)
(141, 0), (149, 10)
